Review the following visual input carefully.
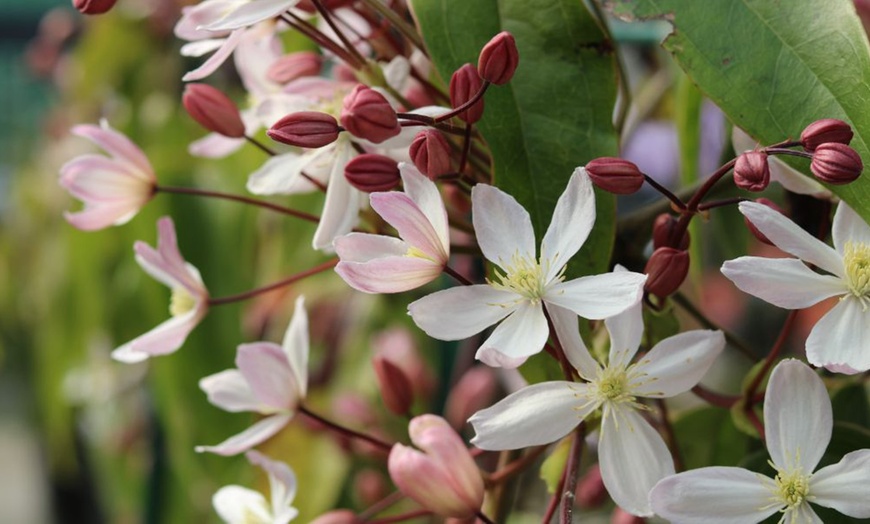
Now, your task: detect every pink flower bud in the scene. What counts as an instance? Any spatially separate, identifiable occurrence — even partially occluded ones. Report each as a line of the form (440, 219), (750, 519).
(745, 198), (786, 246)
(652, 213), (689, 250)
(310, 510), (361, 524)
(373, 328), (435, 400)
(410, 129), (452, 179)
(182, 84), (245, 138)
(353, 469), (388, 506)
(344, 154), (400, 192)
(340, 85), (401, 144)
(267, 51), (322, 84)
(584, 157), (645, 194)
(644, 247), (689, 299)
(388, 415), (484, 518)
(267, 111), (340, 148)
(611, 507), (646, 524)
(444, 367), (497, 430)
(450, 64), (485, 124)
(73, 0), (117, 14)
(733, 151), (770, 192)
(372, 353), (414, 416)
(800, 118), (854, 152)
(576, 465), (607, 509)
(810, 142), (863, 184)
(478, 31), (519, 85)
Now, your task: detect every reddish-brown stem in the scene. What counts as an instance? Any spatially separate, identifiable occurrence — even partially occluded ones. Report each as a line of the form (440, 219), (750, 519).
(444, 265), (474, 286)
(459, 123), (473, 174)
(280, 13), (357, 65)
(486, 445), (549, 485)
(310, 0), (367, 68)
(358, 491), (405, 521)
(643, 173), (686, 211)
(560, 425), (585, 524)
(541, 461), (567, 524)
(245, 135), (277, 156)
(691, 384), (764, 408)
(476, 511), (498, 524)
(697, 197), (747, 211)
(672, 158), (738, 240)
(208, 259), (338, 307)
(298, 403), (394, 452)
(435, 80), (491, 123)
(745, 310), (799, 403)
(763, 147), (813, 160)
(156, 185), (320, 224)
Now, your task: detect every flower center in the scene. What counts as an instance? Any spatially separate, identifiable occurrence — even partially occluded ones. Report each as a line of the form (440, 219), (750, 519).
(169, 287), (196, 317)
(406, 245), (437, 262)
(772, 468), (811, 509)
(488, 253), (562, 304)
(592, 366), (633, 404)
(844, 241), (870, 298)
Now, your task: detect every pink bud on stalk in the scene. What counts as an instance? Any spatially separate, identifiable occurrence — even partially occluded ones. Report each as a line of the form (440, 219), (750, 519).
(478, 31), (519, 85)
(372, 353), (414, 415)
(267, 51), (322, 84)
(810, 142), (863, 184)
(410, 129), (452, 179)
(644, 247), (690, 299)
(73, 0), (117, 14)
(444, 367), (497, 430)
(652, 213), (690, 250)
(340, 84), (401, 144)
(182, 84), (246, 138)
(800, 118), (854, 152)
(744, 198), (786, 246)
(344, 154), (401, 192)
(449, 64), (485, 124)
(733, 151), (770, 192)
(267, 111), (340, 148)
(584, 157), (645, 194)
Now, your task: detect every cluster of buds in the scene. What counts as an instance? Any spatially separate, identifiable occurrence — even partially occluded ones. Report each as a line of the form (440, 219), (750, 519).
(800, 119), (861, 184)
(340, 85), (401, 144)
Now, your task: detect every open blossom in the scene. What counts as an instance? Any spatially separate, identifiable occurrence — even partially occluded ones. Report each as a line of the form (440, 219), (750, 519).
(196, 296), (308, 455)
(408, 168), (647, 367)
(469, 292), (725, 516)
(650, 359), (870, 523)
(60, 120), (156, 231)
(335, 164), (449, 293)
(213, 450), (299, 524)
(112, 217), (208, 363)
(722, 200), (870, 373)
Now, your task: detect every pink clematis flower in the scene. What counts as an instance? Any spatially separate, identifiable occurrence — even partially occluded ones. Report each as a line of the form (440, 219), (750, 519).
(112, 217), (209, 363)
(334, 164), (449, 293)
(212, 450), (299, 524)
(196, 296), (308, 456)
(60, 120), (156, 231)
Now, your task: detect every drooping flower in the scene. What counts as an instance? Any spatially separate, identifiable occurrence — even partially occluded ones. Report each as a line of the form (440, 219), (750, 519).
(212, 450), (299, 524)
(196, 296), (308, 456)
(408, 168), (647, 367)
(650, 359), (870, 523)
(60, 121), (156, 231)
(721, 200), (870, 373)
(469, 293), (725, 516)
(112, 217), (209, 363)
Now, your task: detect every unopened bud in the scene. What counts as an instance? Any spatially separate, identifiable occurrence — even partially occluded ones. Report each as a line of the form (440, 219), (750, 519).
(267, 51), (322, 84)
(611, 507), (646, 524)
(478, 31), (519, 85)
(733, 151), (770, 192)
(340, 85), (401, 144)
(745, 198), (786, 246)
(344, 154), (400, 192)
(73, 0), (117, 14)
(576, 465), (607, 509)
(183, 84), (245, 138)
(810, 142), (863, 184)
(444, 366), (497, 430)
(800, 118), (854, 152)
(450, 64), (485, 124)
(372, 353), (414, 415)
(310, 510), (361, 524)
(585, 158), (645, 194)
(410, 129), (452, 179)
(268, 111), (340, 148)
(652, 213), (689, 250)
(644, 247), (689, 298)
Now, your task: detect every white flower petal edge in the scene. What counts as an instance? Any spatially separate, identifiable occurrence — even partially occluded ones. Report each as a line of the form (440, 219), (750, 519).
(806, 297), (870, 374)
(720, 257), (846, 308)
(213, 485), (272, 524)
(540, 167), (596, 281)
(196, 414), (293, 456)
(631, 330), (726, 398)
(212, 450), (299, 524)
(811, 449), (870, 518)
(471, 183), (536, 268)
(246, 450), (300, 523)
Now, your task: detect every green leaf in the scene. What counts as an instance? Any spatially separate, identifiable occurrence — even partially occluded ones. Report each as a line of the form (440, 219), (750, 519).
(673, 407), (750, 470)
(410, 0), (621, 274)
(608, 0), (870, 221)
(539, 436), (572, 493)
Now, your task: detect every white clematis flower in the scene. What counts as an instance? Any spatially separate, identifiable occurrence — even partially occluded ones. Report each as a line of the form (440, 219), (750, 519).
(212, 450), (299, 524)
(650, 359), (870, 523)
(408, 168), (647, 368)
(722, 201), (870, 373)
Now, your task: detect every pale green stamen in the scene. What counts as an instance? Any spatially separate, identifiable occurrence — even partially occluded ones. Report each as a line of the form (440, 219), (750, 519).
(487, 252), (565, 304)
(169, 287), (196, 317)
(844, 241), (870, 306)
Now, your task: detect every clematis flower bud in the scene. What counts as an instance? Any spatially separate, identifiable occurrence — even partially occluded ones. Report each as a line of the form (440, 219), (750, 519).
(644, 247), (689, 298)
(388, 415), (484, 518)
(410, 129), (452, 179)
(800, 118), (854, 152)
(450, 64), (485, 124)
(733, 151), (770, 192)
(73, 0), (117, 14)
(183, 84), (246, 138)
(576, 465), (607, 509)
(584, 157), (644, 194)
(267, 51), (322, 84)
(444, 366), (496, 430)
(267, 111), (340, 148)
(744, 198), (786, 246)
(372, 352), (414, 416)
(344, 154), (400, 192)
(810, 142), (863, 184)
(652, 213), (689, 250)
(340, 85), (401, 144)
(310, 510), (361, 524)
(478, 31), (519, 85)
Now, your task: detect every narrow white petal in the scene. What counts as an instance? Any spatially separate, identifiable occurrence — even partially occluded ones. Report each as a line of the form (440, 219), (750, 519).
(540, 168), (596, 281)
(400, 163), (449, 253)
(334, 233), (407, 262)
(246, 151), (322, 195)
(546, 303), (599, 379)
(469, 382), (591, 449)
(199, 369), (262, 413)
(182, 29), (244, 82)
(282, 296), (309, 398)
(806, 297), (870, 373)
(313, 141), (360, 250)
(604, 270), (644, 369)
(721, 257), (845, 308)
(471, 184), (536, 269)
(205, 0), (298, 30)
(408, 285), (519, 341)
(545, 271), (645, 319)
(212, 485), (271, 523)
(832, 201), (870, 253)
(245, 451), (299, 520)
(196, 414), (292, 456)
(811, 449), (870, 518)
(475, 303), (549, 367)
(631, 330), (725, 398)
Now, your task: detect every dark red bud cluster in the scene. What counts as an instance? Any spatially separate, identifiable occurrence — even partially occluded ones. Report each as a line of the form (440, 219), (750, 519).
(644, 247), (689, 299)
(449, 64), (485, 124)
(344, 154), (401, 192)
(73, 0), (117, 14)
(584, 157), (645, 195)
(340, 85), (401, 144)
(652, 214), (690, 250)
(478, 31), (519, 85)
(268, 111), (340, 148)
(733, 151), (770, 192)
(810, 142), (863, 184)
(800, 118), (854, 152)
(182, 84), (246, 138)
(410, 130), (452, 179)
(745, 198), (786, 246)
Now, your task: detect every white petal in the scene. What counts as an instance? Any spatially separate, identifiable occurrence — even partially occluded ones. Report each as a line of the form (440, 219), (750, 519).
(540, 168), (596, 281)
(212, 485), (272, 523)
(313, 140), (360, 251)
(811, 449), (870, 518)
(245, 451), (299, 520)
(832, 201), (870, 254)
(764, 359), (831, 473)
(189, 133), (245, 158)
(246, 151), (322, 195)
(471, 184), (536, 269)
(545, 271), (645, 319)
(206, 0), (298, 31)
(236, 343), (299, 410)
(182, 29), (244, 82)
(546, 303), (599, 379)
(631, 330), (725, 398)
(112, 307), (204, 362)
(475, 303), (549, 367)
(604, 272), (644, 369)
(199, 369), (262, 412)
(721, 256), (846, 308)
(649, 467), (780, 523)
(469, 382), (591, 449)
(282, 296), (309, 398)
(408, 285), (519, 341)
(370, 191), (445, 261)
(336, 256), (442, 293)
(806, 296), (870, 373)
(598, 407), (673, 516)
(399, 163), (449, 253)
(196, 414), (292, 456)
(180, 38), (226, 57)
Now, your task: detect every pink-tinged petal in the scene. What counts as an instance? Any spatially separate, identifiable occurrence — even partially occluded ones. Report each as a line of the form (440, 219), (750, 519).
(281, 296), (309, 398)
(603, 271), (644, 368)
(72, 122), (153, 176)
(631, 330), (725, 398)
(649, 467), (780, 523)
(738, 201), (844, 277)
(212, 485), (272, 523)
(64, 204), (140, 231)
(371, 192), (446, 262)
(806, 296), (870, 374)
(540, 168), (596, 281)
(60, 156), (150, 200)
(475, 302), (549, 367)
(471, 184), (535, 269)
(245, 451), (299, 519)
(313, 140), (360, 251)
(721, 256), (846, 309)
(180, 39), (227, 57)
(811, 449), (870, 518)
(832, 201), (870, 254)
(598, 407), (674, 516)
(111, 307), (204, 362)
(205, 0), (299, 31)
(134, 218), (205, 295)
(334, 233), (407, 262)
(336, 257), (442, 294)
(469, 381), (591, 450)
(546, 303), (599, 379)
(199, 369), (262, 412)
(236, 342), (299, 411)
(174, 0), (237, 40)
(246, 150), (323, 195)
(189, 132), (245, 158)
(545, 271), (646, 319)
(399, 163), (449, 252)
(408, 285), (519, 341)
(234, 30), (283, 98)
(196, 414), (292, 456)
(182, 29), (244, 82)
(764, 359), (831, 473)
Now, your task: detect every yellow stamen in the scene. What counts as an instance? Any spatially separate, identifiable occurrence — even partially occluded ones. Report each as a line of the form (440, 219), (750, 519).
(844, 241), (870, 304)
(487, 252), (564, 304)
(169, 287), (196, 317)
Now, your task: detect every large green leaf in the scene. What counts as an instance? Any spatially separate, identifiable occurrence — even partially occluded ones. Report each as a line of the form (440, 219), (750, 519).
(608, 0), (870, 221)
(410, 0), (621, 274)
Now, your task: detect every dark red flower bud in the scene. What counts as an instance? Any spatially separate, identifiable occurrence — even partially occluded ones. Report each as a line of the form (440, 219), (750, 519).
(652, 213), (689, 250)
(644, 247), (689, 299)
(372, 354), (414, 416)
(733, 151), (770, 192)
(745, 198), (786, 246)
(478, 31), (519, 85)
(73, 0), (117, 14)
(340, 85), (401, 144)
(449, 64), (485, 124)
(576, 465), (607, 509)
(267, 111), (340, 148)
(410, 130), (452, 179)
(344, 154), (400, 192)
(585, 157), (645, 195)
(810, 142), (863, 184)
(182, 83), (246, 138)
(267, 51), (322, 84)
(800, 118), (854, 152)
